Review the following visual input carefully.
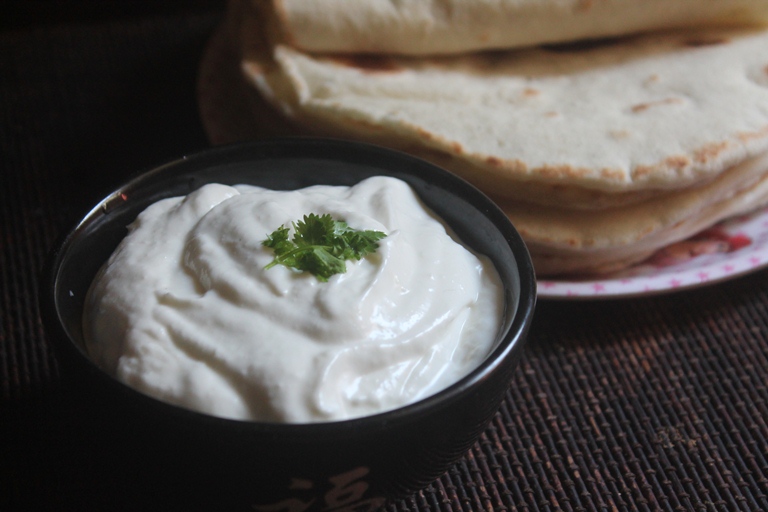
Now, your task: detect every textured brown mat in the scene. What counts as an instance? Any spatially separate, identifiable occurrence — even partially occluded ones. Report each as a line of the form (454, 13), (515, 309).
(2, 4), (768, 511)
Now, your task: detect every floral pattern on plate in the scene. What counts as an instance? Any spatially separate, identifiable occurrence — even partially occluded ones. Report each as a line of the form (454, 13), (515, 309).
(538, 206), (768, 299)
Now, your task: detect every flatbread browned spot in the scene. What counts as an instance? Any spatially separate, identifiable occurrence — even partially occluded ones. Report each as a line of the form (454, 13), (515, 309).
(630, 97), (685, 113)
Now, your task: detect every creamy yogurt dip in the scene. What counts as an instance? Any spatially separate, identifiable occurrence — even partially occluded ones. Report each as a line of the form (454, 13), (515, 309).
(83, 176), (503, 423)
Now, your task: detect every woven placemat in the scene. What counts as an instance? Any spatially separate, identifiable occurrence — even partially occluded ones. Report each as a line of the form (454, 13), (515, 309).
(2, 5), (768, 511)
(397, 284), (768, 511)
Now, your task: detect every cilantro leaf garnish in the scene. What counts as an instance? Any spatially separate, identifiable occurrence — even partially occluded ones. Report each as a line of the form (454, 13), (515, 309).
(262, 213), (386, 281)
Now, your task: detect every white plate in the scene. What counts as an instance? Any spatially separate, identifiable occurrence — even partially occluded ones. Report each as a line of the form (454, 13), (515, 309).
(538, 206), (768, 299)
(198, 25), (768, 301)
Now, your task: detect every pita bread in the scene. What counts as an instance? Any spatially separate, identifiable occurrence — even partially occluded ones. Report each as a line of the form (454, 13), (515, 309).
(242, 21), (768, 208)
(254, 0), (768, 56)
(501, 151), (768, 275)
(233, 1), (768, 275)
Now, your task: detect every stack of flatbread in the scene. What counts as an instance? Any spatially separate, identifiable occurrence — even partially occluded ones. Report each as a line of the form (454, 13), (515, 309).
(231, 0), (768, 276)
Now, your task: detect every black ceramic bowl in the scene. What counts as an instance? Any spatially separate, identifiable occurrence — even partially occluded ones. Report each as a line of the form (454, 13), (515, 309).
(40, 138), (536, 511)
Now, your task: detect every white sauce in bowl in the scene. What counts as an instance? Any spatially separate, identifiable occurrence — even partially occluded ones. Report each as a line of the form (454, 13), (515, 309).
(83, 176), (503, 422)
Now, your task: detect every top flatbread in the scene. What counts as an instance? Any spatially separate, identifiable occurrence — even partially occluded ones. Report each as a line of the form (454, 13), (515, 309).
(241, 20), (768, 207)
(255, 0), (768, 55)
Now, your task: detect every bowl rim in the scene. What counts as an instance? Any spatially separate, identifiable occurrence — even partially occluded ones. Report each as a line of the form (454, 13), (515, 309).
(40, 137), (537, 433)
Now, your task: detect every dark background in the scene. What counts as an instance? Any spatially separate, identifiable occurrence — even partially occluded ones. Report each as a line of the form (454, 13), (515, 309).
(3, 2), (768, 511)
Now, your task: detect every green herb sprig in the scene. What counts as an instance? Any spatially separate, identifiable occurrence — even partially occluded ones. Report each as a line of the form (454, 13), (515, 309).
(262, 213), (387, 282)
